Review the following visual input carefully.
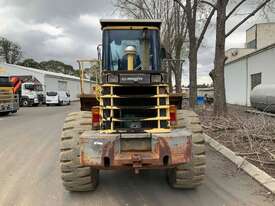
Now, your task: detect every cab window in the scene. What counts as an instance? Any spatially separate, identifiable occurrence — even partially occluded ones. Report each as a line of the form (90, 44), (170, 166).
(103, 29), (160, 71)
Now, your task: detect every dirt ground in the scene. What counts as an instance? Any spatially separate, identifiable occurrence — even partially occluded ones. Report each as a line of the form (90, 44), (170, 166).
(196, 104), (275, 178)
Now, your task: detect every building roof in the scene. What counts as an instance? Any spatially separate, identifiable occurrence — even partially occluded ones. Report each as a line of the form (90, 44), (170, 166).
(0, 63), (92, 82)
(100, 19), (162, 29)
(225, 43), (275, 66)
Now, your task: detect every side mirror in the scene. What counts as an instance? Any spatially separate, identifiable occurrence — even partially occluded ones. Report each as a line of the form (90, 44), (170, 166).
(160, 47), (167, 60)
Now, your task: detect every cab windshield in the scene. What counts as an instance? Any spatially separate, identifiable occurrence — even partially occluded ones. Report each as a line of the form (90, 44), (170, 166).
(103, 29), (160, 71)
(25, 84), (43, 91)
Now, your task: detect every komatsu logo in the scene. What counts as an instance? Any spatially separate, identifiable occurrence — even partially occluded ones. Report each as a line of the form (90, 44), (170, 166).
(121, 77), (143, 81)
(120, 74), (150, 84)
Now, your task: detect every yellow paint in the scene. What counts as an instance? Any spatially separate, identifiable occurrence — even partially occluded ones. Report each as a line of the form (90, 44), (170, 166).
(100, 128), (171, 134)
(103, 26), (159, 31)
(0, 87), (13, 93)
(104, 117), (169, 122)
(101, 84), (169, 87)
(100, 94), (169, 98)
(0, 67), (6, 74)
(128, 54), (134, 71)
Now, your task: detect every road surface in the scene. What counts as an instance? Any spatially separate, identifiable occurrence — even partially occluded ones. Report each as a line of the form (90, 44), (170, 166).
(0, 102), (274, 206)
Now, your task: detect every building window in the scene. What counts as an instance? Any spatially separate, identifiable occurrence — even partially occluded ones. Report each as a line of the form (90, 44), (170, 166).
(251, 73), (262, 90)
(247, 39), (257, 49)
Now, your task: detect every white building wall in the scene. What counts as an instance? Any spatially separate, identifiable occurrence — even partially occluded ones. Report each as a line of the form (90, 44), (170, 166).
(0, 63), (94, 101)
(45, 75), (92, 101)
(225, 46), (275, 106)
(247, 47), (275, 103)
(225, 59), (248, 105)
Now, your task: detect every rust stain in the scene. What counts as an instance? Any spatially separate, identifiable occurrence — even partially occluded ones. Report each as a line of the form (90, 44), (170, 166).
(80, 133), (192, 169)
(80, 151), (85, 165)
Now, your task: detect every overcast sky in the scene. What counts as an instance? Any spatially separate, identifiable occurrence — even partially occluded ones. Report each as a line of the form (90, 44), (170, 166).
(0, 0), (274, 85)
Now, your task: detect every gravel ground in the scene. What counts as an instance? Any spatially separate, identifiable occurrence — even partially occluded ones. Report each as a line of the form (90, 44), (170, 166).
(197, 104), (275, 178)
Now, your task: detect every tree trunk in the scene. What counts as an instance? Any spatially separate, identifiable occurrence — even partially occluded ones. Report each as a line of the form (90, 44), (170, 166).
(174, 69), (182, 93)
(213, 0), (228, 116)
(188, 45), (197, 108)
(186, 0), (198, 109)
(174, 37), (183, 93)
(168, 62), (173, 93)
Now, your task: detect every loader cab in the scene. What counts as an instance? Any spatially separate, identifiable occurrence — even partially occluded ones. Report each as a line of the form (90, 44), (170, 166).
(95, 20), (171, 133)
(100, 19), (167, 85)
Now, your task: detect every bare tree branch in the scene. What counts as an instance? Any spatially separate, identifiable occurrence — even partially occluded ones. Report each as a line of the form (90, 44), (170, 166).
(173, 0), (187, 12)
(226, 0), (247, 20)
(200, 0), (217, 9)
(197, 5), (216, 50)
(226, 0), (272, 38)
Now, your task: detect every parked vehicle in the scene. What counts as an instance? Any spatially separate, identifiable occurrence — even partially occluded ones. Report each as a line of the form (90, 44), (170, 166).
(46, 91), (70, 106)
(10, 76), (45, 107)
(0, 76), (19, 115)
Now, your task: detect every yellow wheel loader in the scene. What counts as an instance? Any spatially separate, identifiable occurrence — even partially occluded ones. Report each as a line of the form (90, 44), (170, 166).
(59, 19), (206, 191)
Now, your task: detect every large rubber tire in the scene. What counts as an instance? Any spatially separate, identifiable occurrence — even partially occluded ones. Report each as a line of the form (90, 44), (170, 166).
(168, 110), (206, 189)
(60, 111), (99, 192)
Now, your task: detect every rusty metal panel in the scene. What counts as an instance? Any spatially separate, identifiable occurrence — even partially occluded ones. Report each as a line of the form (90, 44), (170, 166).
(80, 128), (192, 169)
(120, 138), (151, 152)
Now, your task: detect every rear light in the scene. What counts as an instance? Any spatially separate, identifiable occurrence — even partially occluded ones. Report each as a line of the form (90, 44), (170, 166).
(170, 105), (177, 127)
(92, 106), (101, 129)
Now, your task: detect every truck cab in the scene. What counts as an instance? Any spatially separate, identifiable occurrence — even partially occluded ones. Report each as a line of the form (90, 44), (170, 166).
(20, 82), (44, 107)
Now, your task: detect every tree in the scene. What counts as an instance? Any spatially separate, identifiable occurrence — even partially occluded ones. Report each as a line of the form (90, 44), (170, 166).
(18, 58), (77, 76)
(39, 60), (75, 75)
(18, 58), (40, 69)
(213, 0), (273, 116)
(114, 0), (188, 93)
(174, 0), (216, 108)
(0, 37), (22, 64)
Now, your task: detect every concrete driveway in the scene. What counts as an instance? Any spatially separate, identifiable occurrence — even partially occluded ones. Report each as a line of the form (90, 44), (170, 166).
(0, 102), (273, 206)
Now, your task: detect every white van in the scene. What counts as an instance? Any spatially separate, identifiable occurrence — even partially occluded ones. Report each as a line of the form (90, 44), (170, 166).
(46, 91), (70, 106)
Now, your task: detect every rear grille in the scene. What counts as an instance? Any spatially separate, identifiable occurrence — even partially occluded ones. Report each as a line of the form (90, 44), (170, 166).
(100, 85), (170, 133)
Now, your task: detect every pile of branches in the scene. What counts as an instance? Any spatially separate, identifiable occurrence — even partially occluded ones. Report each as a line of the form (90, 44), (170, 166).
(198, 108), (275, 174)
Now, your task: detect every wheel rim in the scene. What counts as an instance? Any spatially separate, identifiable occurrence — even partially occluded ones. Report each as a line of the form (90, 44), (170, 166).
(22, 100), (28, 106)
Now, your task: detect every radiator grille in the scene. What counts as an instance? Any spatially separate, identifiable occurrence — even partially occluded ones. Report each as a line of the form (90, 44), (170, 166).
(100, 84), (170, 133)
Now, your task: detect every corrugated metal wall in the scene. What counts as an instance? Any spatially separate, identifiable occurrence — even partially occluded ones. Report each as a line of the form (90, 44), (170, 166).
(45, 75), (92, 101)
(225, 46), (275, 106)
(0, 63), (93, 101)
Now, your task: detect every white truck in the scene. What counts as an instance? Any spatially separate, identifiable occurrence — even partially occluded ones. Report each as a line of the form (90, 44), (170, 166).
(20, 82), (44, 106)
(11, 76), (45, 107)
